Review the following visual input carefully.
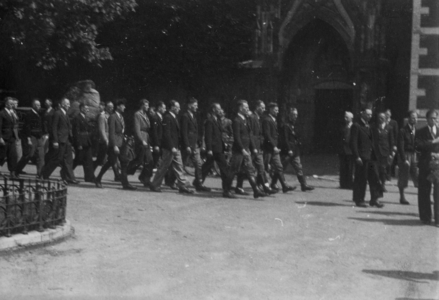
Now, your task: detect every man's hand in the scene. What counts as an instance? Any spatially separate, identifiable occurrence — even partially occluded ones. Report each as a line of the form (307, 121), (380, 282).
(105, 139), (109, 146)
(242, 149), (249, 156)
(0, 138), (5, 146)
(432, 137), (439, 144)
(356, 157), (363, 166)
(405, 160), (410, 165)
(288, 150), (293, 157)
(53, 142), (59, 149)
(114, 146), (120, 154)
(27, 138), (32, 145)
(274, 147), (280, 154)
(142, 141), (148, 147)
(253, 149), (258, 154)
(172, 147), (178, 154)
(78, 146), (83, 150)
(186, 147), (192, 154)
(154, 146), (160, 153)
(207, 150), (213, 156)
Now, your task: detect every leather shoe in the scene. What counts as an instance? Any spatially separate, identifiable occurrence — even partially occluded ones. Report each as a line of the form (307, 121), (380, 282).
(123, 184), (137, 191)
(399, 198), (410, 205)
(369, 200), (384, 208)
(114, 176), (121, 182)
(235, 187), (249, 196)
(95, 180), (103, 188)
(355, 201), (368, 208)
(253, 189), (266, 199)
(150, 186), (162, 192)
(270, 184), (280, 193)
(282, 185), (296, 193)
(223, 191), (236, 198)
(195, 185), (211, 192)
(301, 184), (314, 192)
(143, 181), (151, 188)
(168, 183), (178, 190)
(263, 185), (277, 195)
(179, 186), (194, 194)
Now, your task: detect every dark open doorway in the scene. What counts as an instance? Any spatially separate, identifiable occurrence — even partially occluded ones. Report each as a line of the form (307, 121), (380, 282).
(314, 89), (353, 153)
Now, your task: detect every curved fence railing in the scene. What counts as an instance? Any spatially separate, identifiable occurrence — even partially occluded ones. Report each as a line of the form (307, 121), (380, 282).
(0, 178), (67, 237)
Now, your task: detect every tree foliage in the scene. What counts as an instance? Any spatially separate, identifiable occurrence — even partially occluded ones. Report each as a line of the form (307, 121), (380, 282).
(0, 0), (137, 69)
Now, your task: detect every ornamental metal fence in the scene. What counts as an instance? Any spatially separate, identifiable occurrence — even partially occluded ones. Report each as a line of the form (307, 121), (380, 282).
(0, 178), (67, 237)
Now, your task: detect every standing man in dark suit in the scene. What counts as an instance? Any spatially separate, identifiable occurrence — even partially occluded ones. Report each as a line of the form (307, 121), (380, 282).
(229, 100), (266, 199)
(201, 103), (234, 198)
(15, 99), (47, 177)
(0, 97), (19, 177)
(397, 110), (418, 205)
(279, 107), (314, 192)
(350, 107), (383, 208)
(371, 112), (394, 192)
(339, 111), (354, 189)
(127, 99), (154, 187)
(95, 98), (136, 190)
(262, 102), (295, 193)
(180, 97), (210, 192)
(415, 109), (439, 225)
(40, 98), (78, 184)
(72, 103), (95, 182)
(149, 100), (193, 194)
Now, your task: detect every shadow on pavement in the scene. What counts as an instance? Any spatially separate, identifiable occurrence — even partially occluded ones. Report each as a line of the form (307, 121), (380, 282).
(363, 269), (439, 283)
(357, 211), (418, 217)
(295, 201), (352, 207)
(349, 217), (424, 226)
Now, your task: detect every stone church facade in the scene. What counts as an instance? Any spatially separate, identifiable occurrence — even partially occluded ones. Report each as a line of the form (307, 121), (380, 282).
(246, 0), (438, 153)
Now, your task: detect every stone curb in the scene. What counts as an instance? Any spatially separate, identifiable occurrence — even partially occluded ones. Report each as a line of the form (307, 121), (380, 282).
(0, 220), (74, 251)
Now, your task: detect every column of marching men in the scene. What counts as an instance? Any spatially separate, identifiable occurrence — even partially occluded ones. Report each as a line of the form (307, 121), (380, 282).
(0, 96), (315, 198)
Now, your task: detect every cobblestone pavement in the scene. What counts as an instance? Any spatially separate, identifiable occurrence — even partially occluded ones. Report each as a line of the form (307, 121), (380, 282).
(0, 155), (438, 300)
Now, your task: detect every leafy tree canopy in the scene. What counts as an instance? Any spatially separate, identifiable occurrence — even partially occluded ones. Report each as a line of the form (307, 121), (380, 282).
(0, 0), (137, 69)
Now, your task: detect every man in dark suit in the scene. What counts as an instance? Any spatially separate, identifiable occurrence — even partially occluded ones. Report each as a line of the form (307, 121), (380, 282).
(95, 98), (136, 190)
(150, 101), (166, 168)
(0, 97), (19, 177)
(229, 100), (266, 199)
(149, 100), (193, 194)
(201, 103), (234, 198)
(415, 109), (439, 225)
(180, 97), (210, 192)
(40, 98), (78, 184)
(43, 98), (55, 155)
(279, 107), (314, 192)
(339, 111), (354, 189)
(262, 102), (295, 193)
(72, 103), (95, 182)
(371, 112), (394, 192)
(15, 99), (47, 177)
(127, 99), (154, 187)
(350, 108), (383, 208)
(397, 110), (418, 205)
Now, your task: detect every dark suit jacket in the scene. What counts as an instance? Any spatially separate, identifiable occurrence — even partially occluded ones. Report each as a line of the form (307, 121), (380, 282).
(73, 114), (92, 148)
(350, 120), (373, 160)
(0, 109), (19, 142)
(150, 113), (163, 148)
(180, 111), (199, 149)
(248, 113), (263, 150)
(415, 125), (439, 170)
(232, 114), (254, 153)
(108, 112), (125, 148)
(371, 124), (394, 163)
(43, 108), (55, 137)
(280, 122), (300, 156)
(340, 125), (353, 155)
(161, 112), (180, 151)
(51, 109), (72, 144)
(204, 115), (224, 154)
(261, 114), (279, 152)
(388, 119), (399, 147)
(23, 110), (44, 139)
(397, 124), (416, 161)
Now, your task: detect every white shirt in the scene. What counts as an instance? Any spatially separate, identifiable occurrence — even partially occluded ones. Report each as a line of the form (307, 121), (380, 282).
(431, 126), (437, 136)
(238, 113), (246, 120)
(169, 112), (176, 119)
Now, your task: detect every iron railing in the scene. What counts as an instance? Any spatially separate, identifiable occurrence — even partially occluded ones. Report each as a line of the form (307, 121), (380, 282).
(0, 178), (67, 237)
